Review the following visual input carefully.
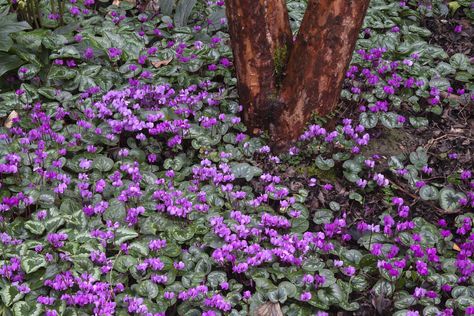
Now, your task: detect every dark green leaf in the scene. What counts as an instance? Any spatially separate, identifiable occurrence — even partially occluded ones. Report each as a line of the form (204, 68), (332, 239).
(0, 52), (24, 77)
(0, 16), (31, 52)
(439, 188), (466, 213)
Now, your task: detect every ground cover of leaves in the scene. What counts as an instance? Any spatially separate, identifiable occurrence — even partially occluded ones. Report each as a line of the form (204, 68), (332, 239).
(0, 0), (473, 315)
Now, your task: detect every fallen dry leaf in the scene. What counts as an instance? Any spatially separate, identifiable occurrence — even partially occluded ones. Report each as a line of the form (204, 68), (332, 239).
(256, 302), (283, 316)
(453, 243), (461, 252)
(151, 58), (173, 68)
(113, 0), (136, 6)
(4, 111), (18, 129)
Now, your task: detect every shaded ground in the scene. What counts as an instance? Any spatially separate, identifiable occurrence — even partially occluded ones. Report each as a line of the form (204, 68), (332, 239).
(251, 7), (474, 315)
(425, 11), (474, 57)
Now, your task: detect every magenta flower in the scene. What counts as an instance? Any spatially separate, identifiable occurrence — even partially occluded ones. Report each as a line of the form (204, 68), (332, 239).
(108, 47), (122, 59)
(300, 292), (312, 301)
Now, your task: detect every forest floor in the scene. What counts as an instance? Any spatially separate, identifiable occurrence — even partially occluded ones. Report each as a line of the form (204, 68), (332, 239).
(0, 1), (473, 316)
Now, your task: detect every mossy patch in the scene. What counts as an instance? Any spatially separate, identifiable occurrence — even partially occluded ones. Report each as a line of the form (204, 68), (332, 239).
(361, 128), (418, 158)
(296, 165), (338, 182)
(273, 45), (289, 86)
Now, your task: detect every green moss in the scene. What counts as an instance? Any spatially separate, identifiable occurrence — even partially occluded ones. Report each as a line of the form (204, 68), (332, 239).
(360, 128), (417, 158)
(273, 45), (289, 86)
(296, 165), (338, 182)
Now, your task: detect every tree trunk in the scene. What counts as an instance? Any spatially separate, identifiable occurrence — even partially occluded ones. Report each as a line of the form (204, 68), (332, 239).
(225, 0), (370, 151)
(273, 0), (370, 149)
(225, 0), (292, 134)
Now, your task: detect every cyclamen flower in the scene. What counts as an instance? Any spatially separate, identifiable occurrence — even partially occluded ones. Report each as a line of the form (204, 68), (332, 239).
(383, 85), (395, 95)
(466, 306), (474, 315)
(69, 6), (80, 16)
(149, 239), (167, 251)
(174, 261), (185, 270)
(37, 210), (47, 220)
(356, 179), (367, 188)
(108, 47), (122, 59)
(220, 281), (229, 290)
(243, 290), (251, 299)
(289, 146), (299, 155)
(125, 206), (145, 226)
(413, 287), (426, 299)
(204, 294), (231, 311)
(37, 296), (56, 305)
(44, 271), (74, 290)
(47, 233), (68, 248)
(461, 170), (472, 180)
(302, 274), (314, 284)
(415, 260), (428, 276)
(300, 292), (311, 301)
(323, 184), (333, 191)
(344, 266), (356, 276)
(79, 158), (92, 170)
(373, 173), (389, 187)
(84, 48), (94, 59)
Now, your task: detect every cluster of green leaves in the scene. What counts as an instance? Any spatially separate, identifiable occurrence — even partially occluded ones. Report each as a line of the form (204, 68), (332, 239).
(0, 0), (232, 117)
(0, 0), (473, 315)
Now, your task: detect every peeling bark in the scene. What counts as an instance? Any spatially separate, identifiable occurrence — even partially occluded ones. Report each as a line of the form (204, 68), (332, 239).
(225, 0), (370, 151)
(224, 0), (292, 134)
(273, 0), (370, 149)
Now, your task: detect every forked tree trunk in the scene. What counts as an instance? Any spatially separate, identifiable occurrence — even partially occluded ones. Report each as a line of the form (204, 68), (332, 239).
(224, 0), (293, 134)
(225, 0), (370, 150)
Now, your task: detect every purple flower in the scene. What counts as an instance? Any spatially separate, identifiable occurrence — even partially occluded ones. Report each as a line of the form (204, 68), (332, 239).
(415, 260), (428, 276)
(37, 210), (47, 220)
(466, 306), (474, 315)
(37, 296), (56, 305)
(413, 287), (426, 299)
(220, 281), (229, 290)
(302, 274), (314, 284)
(383, 85), (395, 95)
(79, 158), (92, 170)
(84, 47), (94, 59)
(323, 184), (333, 191)
(461, 170), (472, 180)
(173, 261), (185, 270)
(300, 292), (311, 301)
(47, 233), (68, 248)
(343, 266), (356, 276)
(108, 47), (122, 59)
(70, 6), (80, 16)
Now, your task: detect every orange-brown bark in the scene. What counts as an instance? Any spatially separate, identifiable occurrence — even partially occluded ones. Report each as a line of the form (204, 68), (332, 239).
(224, 0), (292, 134)
(225, 0), (370, 151)
(272, 0), (370, 149)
